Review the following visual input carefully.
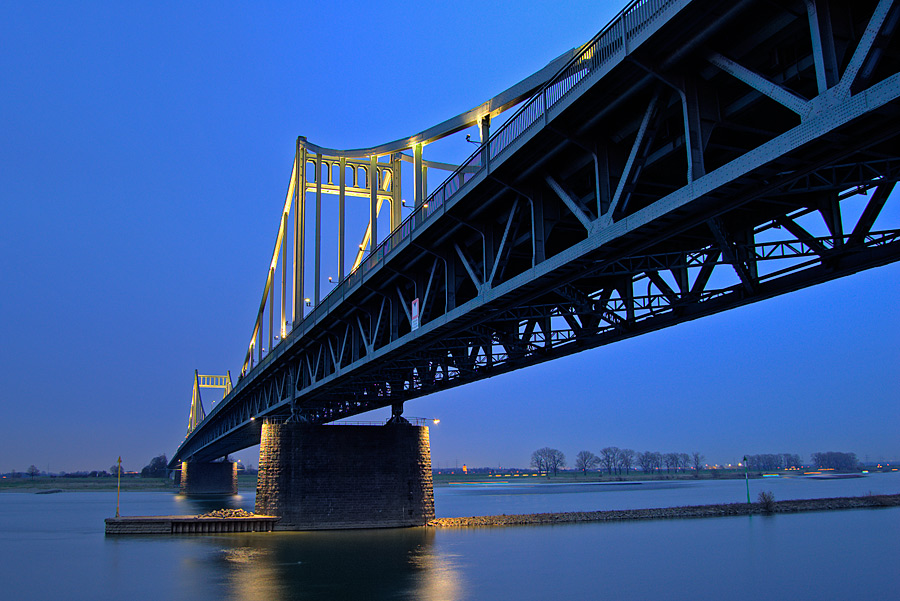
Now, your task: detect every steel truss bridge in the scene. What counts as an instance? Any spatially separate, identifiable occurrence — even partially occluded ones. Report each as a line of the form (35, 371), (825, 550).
(172, 0), (900, 465)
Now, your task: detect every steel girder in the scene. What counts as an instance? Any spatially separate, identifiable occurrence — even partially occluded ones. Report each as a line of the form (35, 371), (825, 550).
(173, 0), (900, 464)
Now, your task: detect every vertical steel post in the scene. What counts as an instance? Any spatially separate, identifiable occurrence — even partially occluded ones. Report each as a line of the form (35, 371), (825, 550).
(370, 155), (378, 250)
(315, 153), (322, 305)
(413, 143), (424, 208)
(681, 78), (705, 182)
(622, 277), (635, 324)
(292, 141), (299, 323)
(293, 138), (307, 324)
(339, 156), (346, 280)
(744, 456), (751, 504)
(115, 456), (121, 517)
(595, 146), (610, 217)
(480, 115), (491, 169)
(806, 0), (839, 93)
(268, 267), (274, 354)
(530, 192), (545, 265)
(281, 212), (286, 337)
(299, 146), (307, 320)
(390, 153), (402, 231)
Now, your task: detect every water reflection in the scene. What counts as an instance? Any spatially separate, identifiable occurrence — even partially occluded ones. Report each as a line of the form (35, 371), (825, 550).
(173, 493), (253, 515)
(2, 482), (898, 601)
(179, 528), (461, 601)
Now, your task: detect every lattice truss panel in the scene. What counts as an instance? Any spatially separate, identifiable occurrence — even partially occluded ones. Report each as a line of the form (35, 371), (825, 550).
(177, 0), (900, 462)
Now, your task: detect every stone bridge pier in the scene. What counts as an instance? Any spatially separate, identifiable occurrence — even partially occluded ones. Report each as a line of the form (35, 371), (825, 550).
(179, 460), (238, 496)
(255, 421), (434, 530)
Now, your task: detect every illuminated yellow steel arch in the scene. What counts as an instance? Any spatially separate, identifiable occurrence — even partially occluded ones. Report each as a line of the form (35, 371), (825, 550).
(239, 46), (581, 377)
(186, 369), (233, 435)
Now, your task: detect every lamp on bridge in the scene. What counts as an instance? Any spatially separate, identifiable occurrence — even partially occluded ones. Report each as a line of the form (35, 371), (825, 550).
(304, 298), (311, 307)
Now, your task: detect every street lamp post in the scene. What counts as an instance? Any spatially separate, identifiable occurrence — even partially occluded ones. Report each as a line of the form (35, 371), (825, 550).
(743, 456), (750, 504)
(115, 456), (122, 518)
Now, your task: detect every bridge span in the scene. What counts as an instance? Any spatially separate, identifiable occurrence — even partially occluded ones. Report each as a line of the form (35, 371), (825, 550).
(172, 0), (900, 497)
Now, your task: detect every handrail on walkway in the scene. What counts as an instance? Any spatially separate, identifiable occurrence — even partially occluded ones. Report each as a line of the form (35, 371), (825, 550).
(227, 0), (681, 414)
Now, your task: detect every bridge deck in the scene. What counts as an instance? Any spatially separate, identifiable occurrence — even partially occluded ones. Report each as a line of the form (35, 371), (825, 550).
(174, 0), (900, 465)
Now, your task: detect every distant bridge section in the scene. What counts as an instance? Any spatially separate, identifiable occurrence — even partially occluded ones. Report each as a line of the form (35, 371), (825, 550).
(173, 0), (900, 465)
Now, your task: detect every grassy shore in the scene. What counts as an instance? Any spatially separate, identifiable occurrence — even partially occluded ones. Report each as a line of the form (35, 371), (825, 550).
(0, 475), (260, 493)
(6, 469), (878, 492)
(428, 493), (900, 528)
(432, 469), (765, 486)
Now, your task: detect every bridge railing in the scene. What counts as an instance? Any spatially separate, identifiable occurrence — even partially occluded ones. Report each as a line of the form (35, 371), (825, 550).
(243, 0), (681, 379)
(257, 416), (434, 427)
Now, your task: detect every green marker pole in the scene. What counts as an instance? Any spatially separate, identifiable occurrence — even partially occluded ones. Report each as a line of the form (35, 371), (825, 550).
(116, 456), (122, 518)
(743, 456), (750, 504)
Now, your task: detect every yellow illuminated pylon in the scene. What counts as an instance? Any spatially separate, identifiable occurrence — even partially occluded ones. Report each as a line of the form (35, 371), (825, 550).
(188, 370), (233, 435)
(187, 371), (206, 435)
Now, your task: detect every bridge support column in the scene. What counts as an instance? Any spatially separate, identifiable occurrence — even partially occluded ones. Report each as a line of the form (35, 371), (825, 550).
(179, 461), (238, 496)
(256, 422), (434, 530)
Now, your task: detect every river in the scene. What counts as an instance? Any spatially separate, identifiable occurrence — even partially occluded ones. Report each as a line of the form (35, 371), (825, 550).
(1, 472), (897, 600)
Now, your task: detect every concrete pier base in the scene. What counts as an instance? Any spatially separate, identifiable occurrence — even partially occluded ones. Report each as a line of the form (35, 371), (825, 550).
(256, 422), (434, 530)
(180, 461), (238, 496)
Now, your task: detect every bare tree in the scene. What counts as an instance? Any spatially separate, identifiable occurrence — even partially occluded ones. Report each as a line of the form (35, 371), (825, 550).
(575, 450), (600, 474)
(811, 451), (859, 470)
(663, 453), (679, 473)
(619, 449), (635, 474)
(782, 453), (802, 468)
(26, 465), (40, 479)
(549, 449), (566, 475)
(692, 452), (704, 475)
(679, 453), (691, 473)
(637, 451), (653, 474)
(531, 447), (566, 475)
(638, 451), (655, 474)
(141, 454), (168, 478)
(600, 447), (620, 475)
(531, 449), (550, 473)
(746, 453), (804, 471)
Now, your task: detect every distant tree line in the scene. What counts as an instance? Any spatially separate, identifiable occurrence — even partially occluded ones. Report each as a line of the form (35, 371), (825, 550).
(545, 447), (706, 475)
(530, 447), (566, 475)
(811, 451), (859, 470)
(535, 447), (864, 474)
(65, 470), (112, 478)
(141, 455), (168, 478)
(745, 453), (802, 471)
(5, 454), (259, 480)
(5, 466), (113, 479)
(743, 452), (860, 471)
(636, 451), (705, 474)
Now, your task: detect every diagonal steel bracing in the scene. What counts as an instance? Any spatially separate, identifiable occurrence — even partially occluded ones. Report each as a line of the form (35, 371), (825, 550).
(173, 0), (900, 465)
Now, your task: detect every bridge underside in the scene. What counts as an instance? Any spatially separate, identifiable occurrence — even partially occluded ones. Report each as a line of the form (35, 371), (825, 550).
(175, 0), (900, 464)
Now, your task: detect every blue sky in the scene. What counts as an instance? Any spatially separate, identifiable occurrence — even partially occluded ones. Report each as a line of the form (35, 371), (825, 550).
(2, 1), (898, 474)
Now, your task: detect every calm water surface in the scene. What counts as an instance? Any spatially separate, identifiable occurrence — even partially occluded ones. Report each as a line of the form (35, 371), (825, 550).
(1, 473), (898, 600)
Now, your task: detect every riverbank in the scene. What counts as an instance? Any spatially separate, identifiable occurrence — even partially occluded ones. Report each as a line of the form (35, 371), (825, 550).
(431, 468), (893, 486)
(428, 493), (900, 527)
(0, 475), (259, 493)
